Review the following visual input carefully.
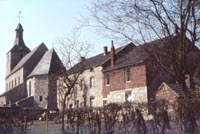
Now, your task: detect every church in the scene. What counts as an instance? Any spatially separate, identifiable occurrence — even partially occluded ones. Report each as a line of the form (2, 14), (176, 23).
(0, 23), (64, 109)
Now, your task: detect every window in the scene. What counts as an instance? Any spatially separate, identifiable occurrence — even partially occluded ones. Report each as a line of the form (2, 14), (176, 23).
(76, 100), (79, 108)
(15, 78), (17, 86)
(39, 96), (43, 102)
(11, 80), (13, 88)
(185, 74), (190, 88)
(9, 82), (11, 89)
(18, 77), (20, 84)
(90, 97), (95, 107)
(103, 100), (107, 106)
(105, 73), (110, 85)
(125, 67), (131, 82)
(28, 81), (31, 97)
(6, 83), (8, 90)
(125, 91), (132, 102)
(80, 79), (85, 90)
(90, 77), (94, 88)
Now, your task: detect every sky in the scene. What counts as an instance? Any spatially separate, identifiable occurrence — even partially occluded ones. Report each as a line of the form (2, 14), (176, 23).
(0, 0), (111, 94)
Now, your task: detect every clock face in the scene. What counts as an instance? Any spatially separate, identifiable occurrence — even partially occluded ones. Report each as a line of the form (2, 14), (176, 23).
(19, 47), (22, 50)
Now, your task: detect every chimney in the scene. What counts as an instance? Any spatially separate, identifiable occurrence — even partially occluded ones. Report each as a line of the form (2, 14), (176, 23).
(103, 46), (108, 56)
(173, 24), (178, 36)
(110, 40), (115, 67)
(80, 56), (85, 62)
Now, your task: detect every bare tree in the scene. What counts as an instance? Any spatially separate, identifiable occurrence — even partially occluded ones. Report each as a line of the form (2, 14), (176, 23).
(85, 0), (200, 92)
(56, 30), (92, 132)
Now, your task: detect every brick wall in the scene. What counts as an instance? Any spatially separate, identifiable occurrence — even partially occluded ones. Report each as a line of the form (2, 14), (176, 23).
(103, 65), (147, 97)
(155, 85), (177, 104)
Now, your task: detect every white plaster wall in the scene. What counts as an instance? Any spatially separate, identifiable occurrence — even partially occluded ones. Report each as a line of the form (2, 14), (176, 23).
(107, 86), (148, 104)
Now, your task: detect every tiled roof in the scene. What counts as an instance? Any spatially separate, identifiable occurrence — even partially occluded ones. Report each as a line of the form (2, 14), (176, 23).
(7, 43), (48, 77)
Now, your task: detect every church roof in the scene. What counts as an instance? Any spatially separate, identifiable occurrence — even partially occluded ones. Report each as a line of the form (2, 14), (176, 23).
(9, 45), (30, 53)
(16, 23), (23, 31)
(9, 23), (30, 53)
(7, 43), (48, 77)
(28, 48), (64, 77)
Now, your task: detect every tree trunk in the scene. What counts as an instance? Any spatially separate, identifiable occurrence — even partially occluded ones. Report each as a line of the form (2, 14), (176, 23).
(62, 94), (67, 132)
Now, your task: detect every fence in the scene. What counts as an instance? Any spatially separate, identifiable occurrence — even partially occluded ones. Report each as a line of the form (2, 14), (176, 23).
(62, 98), (200, 134)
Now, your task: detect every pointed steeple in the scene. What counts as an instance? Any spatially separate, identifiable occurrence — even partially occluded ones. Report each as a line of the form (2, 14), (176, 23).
(10, 23), (30, 53)
(6, 23), (30, 76)
(14, 23), (25, 46)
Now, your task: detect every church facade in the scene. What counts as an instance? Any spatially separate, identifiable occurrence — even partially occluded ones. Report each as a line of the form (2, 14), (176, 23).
(0, 23), (64, 109)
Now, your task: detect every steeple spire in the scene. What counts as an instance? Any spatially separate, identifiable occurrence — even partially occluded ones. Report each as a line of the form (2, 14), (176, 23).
(6, 22), (30, 76)
(14, 23), (25, 46)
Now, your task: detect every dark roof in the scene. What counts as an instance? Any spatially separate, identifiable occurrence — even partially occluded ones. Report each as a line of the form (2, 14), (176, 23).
(9, 45), (30, 53)
(9, 23), (30, 53)
(0, 84), (26, 104)
(7, 43), (48, 77)
(16, 23), (23, 31)
(166, 84), (185, 97)
(28, 49), (54, 77)
(103, 35), (200, 71)
(71, 43), (134, 72)
(28, 48), (64, 77)
(159, 83), (195, 97)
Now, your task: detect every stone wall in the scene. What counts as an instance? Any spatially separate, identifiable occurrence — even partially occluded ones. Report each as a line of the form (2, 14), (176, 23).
(34, 75), (48, 109)
(75, 66), (104, 107)
(6, 68), (24, 91)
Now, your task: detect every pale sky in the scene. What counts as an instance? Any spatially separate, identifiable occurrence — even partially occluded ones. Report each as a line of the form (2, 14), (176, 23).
(0, 0), (111, 94)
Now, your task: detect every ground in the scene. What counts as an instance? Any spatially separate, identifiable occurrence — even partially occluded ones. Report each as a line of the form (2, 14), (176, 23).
(25, 120), (197, 134)
(26, 121), (62, 134)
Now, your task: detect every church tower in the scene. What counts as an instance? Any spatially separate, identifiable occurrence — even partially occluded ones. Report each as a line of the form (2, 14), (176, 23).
(6, 23), (30, 76)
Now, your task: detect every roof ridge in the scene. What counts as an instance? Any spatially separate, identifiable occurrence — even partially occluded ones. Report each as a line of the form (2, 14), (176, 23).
(6, 43), (48, 78)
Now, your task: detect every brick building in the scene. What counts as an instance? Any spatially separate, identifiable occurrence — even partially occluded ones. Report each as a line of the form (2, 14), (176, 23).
(68, 32), (200, 107)
(0, 23), (64, 109)
(57, 43), (136, 109)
